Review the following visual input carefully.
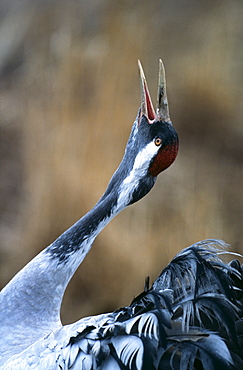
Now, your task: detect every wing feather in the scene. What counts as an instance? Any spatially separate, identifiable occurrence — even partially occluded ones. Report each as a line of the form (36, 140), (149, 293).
(111, 335), (144, 369)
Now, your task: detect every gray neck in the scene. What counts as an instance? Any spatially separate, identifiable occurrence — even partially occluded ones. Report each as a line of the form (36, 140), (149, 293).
(0, 190), (124, 362)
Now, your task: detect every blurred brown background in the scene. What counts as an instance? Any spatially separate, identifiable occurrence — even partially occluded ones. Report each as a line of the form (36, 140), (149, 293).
(0, 0), (242, 324)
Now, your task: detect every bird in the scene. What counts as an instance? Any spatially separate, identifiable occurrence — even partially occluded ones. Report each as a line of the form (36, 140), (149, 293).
(1, 62), (242, 370)
(0, 59), (179, 366)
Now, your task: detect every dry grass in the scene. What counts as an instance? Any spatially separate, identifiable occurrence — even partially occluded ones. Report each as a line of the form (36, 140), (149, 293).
(0, 0), (242, 324)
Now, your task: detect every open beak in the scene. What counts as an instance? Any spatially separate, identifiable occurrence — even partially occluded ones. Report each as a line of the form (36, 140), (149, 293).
(138, 59), (171, 123)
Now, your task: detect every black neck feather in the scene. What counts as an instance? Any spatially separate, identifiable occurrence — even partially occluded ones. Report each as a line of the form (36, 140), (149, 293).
(46, 191), (118, 262)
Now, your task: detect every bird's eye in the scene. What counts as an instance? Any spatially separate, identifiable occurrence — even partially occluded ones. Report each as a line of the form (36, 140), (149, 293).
(154, 137), (162, 146)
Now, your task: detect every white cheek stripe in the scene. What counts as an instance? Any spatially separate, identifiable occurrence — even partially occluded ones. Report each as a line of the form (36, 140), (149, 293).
(125, 141), (158, 184)
(116, 142), (159, 209)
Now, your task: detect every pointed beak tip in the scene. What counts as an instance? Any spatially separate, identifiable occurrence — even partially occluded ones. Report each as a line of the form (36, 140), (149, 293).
(138, 61), (156, 121)
(159, 58), (164, 67)
(156, 58), (170, 122)
(138, 60), (146, 83)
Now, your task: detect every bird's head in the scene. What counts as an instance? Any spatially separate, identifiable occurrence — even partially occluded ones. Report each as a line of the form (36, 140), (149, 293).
(104, 60), (179, 208)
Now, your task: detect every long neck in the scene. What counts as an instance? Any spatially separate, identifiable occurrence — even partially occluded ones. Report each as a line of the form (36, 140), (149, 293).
(0, 189), (123, 357)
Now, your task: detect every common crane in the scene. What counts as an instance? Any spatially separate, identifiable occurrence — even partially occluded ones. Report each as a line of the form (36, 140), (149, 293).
(1, 61), (242, 369)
